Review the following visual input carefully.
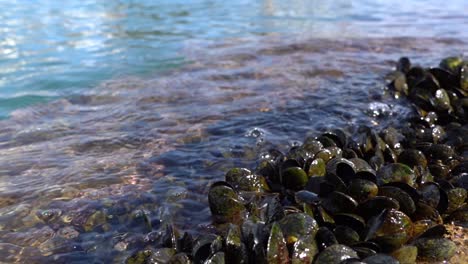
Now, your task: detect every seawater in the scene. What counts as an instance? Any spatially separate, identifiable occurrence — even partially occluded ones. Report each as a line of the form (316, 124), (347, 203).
(0, 0), (467, 262)
(1, 0), (467, 118)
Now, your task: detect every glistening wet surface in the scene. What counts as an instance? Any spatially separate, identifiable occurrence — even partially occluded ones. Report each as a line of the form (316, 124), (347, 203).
(0, 36), (466, 262)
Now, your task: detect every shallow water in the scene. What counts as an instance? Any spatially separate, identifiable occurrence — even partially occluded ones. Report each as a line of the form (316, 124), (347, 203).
(1, 0), (468, 262)
(0, 36), (467, 262)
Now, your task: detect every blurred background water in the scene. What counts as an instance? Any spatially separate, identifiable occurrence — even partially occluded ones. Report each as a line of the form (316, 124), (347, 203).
(1, 0), (467, 118)
(0, 0), (468, 262)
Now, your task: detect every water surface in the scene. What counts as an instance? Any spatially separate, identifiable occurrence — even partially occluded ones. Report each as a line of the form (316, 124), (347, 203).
(1, 0), (467, 118)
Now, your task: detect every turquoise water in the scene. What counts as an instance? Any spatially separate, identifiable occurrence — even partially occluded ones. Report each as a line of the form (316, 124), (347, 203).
(1, 0), (467, 118)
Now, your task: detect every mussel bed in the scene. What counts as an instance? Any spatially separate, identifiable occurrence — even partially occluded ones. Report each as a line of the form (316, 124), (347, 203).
(114, 57), (468, 263)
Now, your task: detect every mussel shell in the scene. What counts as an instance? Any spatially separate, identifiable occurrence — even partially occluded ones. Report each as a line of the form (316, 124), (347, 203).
(447, 204), (468, 223)
(378, 186), (416, 216)
(225, 168), (268, 192)
(149, 248), (177, 263)
(339, 259), (365, 264)
(255, 159), (280, 186)
(397, 149), (427, 169)
(168, 253), (192, 264)
(414, 237), (457, 261)
(351, 241), (381, 253)
(427, 144), (455, 162)
(431, 89), (452, 112)
(356, 196), (400, 220)
(204, 252), (225, 264)
(428, 162), (451, 179)
(364, 209), (413, 252)
(305, 158), (326, 177)
(314, 244), (359, 264)
(415, 224), (447, 240)
(208, 182), (246, 223)
(412, 202), (443, 224)
(461, 63), (468, 92)
(347, 179), (378, 203)
(264, 194), (285, 224)
(411, 220), (439, 238)
(266, 222), (289, 263)
(406, 66), (426, 89)
(315, 148), (334, 163)
(326, 158), (356, 184)
(278, 213), (319, 244)
(125, 248), (154, 264)
(439, 56), (463, 74)
(352, 246), (377, 260)
(390, 245), (417, 264)
(383, 182), (420, 204)
(287, 145), (312, 162)
(321, 191), (358, 216)
(316, 227), (338, 252)
(362, 254), (399, 264)
(451, 161), (468, 178)
(291, 234), (318, 264)
(318, 135), (338, 148)
(397, 57), (411, 73)
(301, 138), (324, 155)
(225, 225), (247, 264)
(429, 67), (458, 90)
(241, 221), (267, 263)
(321, 129), (349, 149)
(376, 163), (416, 186)
(392, 72), (408, 95)
(333, 213), (366, 235)
(192, 234), (217, 263)
(446, 187), (467, 213)
(418, 182), (443, 209)
(324, 173), (347, 193)
(334, 226), (360, 246)
(305, 176), (335, 197)
(281, 166), (308, 191)
(294, 190), (320, 205)
(313, 205), (336, 228)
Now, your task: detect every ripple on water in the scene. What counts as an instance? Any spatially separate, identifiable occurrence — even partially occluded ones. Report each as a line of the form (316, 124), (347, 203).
(0, 36), (466, 262)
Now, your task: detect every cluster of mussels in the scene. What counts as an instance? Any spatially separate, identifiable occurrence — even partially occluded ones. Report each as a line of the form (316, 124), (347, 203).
(126, 57), (467, 264)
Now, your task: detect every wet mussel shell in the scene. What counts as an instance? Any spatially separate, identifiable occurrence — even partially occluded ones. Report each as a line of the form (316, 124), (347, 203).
(376, 163), (416, 187)
(356, 196), (399, 220)
(277, 213), (319, 244)
(347, 179), (378, 203)
(291, 234), (318, 263)
(334, 225), (360, 246)
(334, 213), (366, 236)
(414, 237), (457, 261)
(208, 182), (246, 223)
(362, 254), (400, 264)
(364, 209), (413, 252)
(225, 225), (248, 264)
(397, 149), (427, 169)
(266, 222), (289, 263)
(314, 244), (359, 264)
(326, 158), (357, 185)
(225, 168), (269, 192)
(321, 191), (358, 216)
(316, 226), (338, 251)
(281, 166), (308, 191)
(390, 245), (418, 264)
(378, 186), (416, 216)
